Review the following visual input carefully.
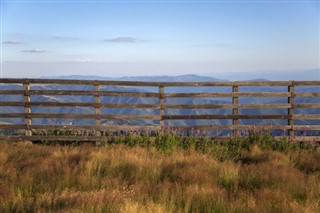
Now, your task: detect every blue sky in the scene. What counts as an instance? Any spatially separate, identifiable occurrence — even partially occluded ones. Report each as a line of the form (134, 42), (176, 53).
(1, 0), (319, 78)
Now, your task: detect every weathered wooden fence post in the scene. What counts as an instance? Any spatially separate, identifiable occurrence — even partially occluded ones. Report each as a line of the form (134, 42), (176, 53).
(159, 85), (164, 128)
(288, 81), (295, 139)
(232, 85), (239, 136)
(23, 82), (32, 136)
(94, 83), (101, 145)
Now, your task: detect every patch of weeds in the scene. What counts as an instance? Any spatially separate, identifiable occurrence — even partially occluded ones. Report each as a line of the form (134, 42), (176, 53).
(195, 136), (211, 153)
(160, 162), (184, 183)
(188, 197), (228, 213)
(154, 131), (180, 154)
(239, 174), (264, 192)
(291, 191), (308, 203)
(239, 145), (269, 164)
(113, 161), (139, 185)
(217, 162), (239, 192)
(290, 150), (320, 173)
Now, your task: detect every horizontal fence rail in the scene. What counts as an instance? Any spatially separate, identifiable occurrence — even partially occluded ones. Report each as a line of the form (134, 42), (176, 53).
(1, 78), (319, 142)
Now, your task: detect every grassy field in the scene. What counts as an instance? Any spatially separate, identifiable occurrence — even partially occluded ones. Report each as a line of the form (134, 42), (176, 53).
(0, 135), (320, 212)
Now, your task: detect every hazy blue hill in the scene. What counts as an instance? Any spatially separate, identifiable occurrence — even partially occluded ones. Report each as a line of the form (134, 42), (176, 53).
(43, 74), (226, 82)
(118, 74), (226, 82)
(204, 69), (320, 81)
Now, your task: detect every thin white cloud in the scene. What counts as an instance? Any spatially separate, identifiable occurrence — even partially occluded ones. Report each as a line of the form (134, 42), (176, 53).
(104, 37), (141, 43)
(21, 49), (48, 53)
(2, 40), (23, 44)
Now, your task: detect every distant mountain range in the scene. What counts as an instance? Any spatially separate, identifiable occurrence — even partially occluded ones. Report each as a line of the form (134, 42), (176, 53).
(202, 69), (319, 81)
(43, 74), (226, 82)
(44, 69), (320, 81)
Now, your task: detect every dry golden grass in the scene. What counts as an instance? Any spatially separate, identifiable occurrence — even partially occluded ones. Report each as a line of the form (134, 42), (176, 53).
(0, 141), (319, 212)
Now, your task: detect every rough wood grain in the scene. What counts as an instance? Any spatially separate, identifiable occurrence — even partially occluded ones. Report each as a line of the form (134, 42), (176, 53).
(232, 86), (239, 136)
(1, 78), (319, 86)
(164, 92), (290, 98)
(15, 90), (160, 97)
(0, 113), (160, 120)
(170, 125), (291, 130)
(294, 92), (320, 97)
(162, 114), (291, 120)
(0, 101), (160, 109)
(23, 83), (32, 136)
(94, 84), (101, 137)
(159, 85), (165, 127)
(288, 85), (295, 137)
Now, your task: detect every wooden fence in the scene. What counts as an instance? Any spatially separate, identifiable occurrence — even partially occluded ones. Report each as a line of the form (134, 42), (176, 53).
(0, 78), (319, 142)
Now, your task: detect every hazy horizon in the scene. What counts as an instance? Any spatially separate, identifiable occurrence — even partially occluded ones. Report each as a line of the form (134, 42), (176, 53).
(1, 0), (319, 79)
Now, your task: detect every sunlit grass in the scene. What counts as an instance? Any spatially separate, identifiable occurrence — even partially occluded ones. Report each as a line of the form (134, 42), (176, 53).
(0, 138), (319, 212)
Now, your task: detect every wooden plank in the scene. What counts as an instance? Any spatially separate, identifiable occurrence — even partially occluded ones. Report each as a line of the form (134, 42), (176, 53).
(238, 104), (291, 109)
(294, 92), (320, 97)
(164, 92), (290, 98)
(0, 101), (160, 109)
(101, 103), (160, 109)
(0, 135), (107, 141)
(30, 125), (95, 130)
(162, 81), (292, 87)
(0, 78), (162, 86)
(0, 124), (27, 129)
(94, 125), (160, 131)
(13, 90), (161, 97)
(164, 104), (234, 109)
(170, 125), (291, 130)
(293, 114), (320, 119)
(0, 113), (160, 120)
(0, 101), (93, 107)
(293, 125), (320, 130)
(2, 78), (319, 87)
(0, 90), (24, 95)
(0, 101), (294, 109)
(0, 113), (25, 118)
(294, 104), (320, 108)
(163, 104), (291, 109)
(2, 90), (301, 98)
(23, 125), (160, 131)
(162, 114), (291, 120)
(0, 101), (25, 106)
(99, 114), (160, 120)
(293, 81), (320, 86)
(0, 90), (159, 97)
(2, 91), (316, 98)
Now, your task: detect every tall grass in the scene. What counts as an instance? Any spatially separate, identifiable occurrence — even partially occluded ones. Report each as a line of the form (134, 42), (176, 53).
(0, 135), (319, 212)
